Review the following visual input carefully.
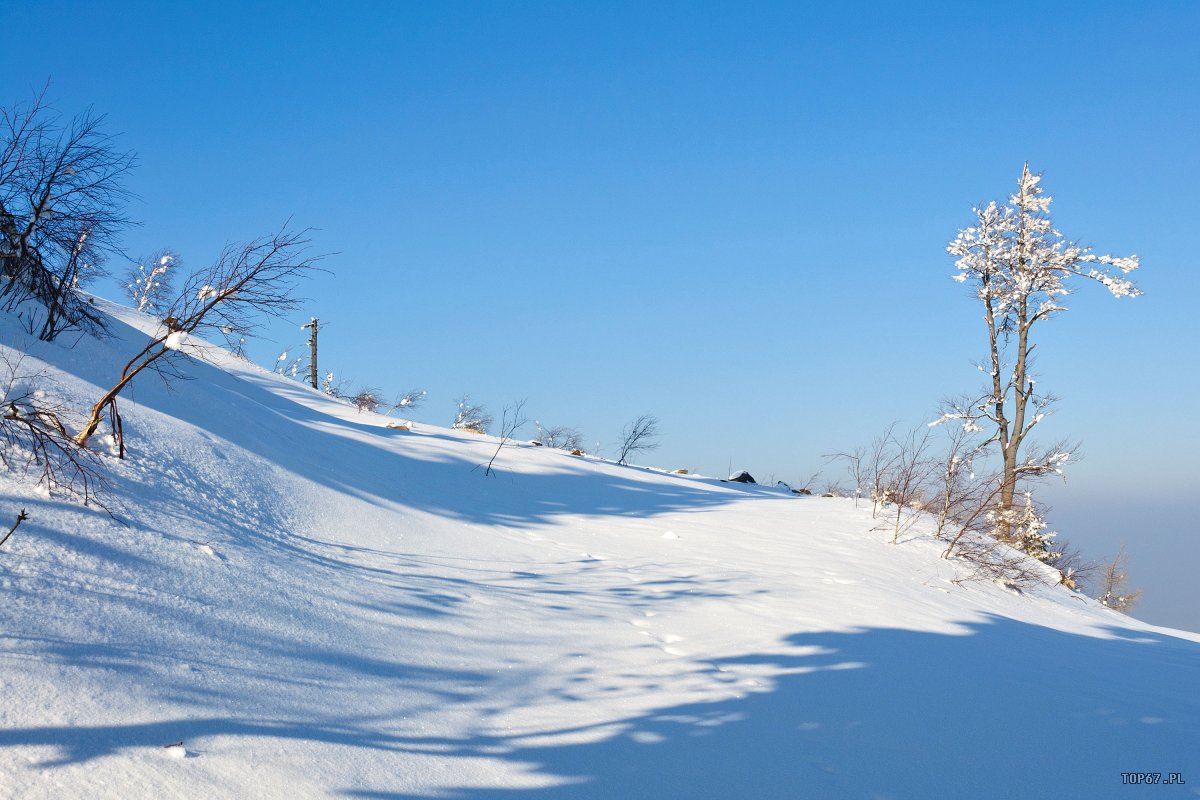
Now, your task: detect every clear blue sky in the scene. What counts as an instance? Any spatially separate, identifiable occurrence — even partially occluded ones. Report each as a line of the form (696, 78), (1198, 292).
(3, 1), (1197, 629)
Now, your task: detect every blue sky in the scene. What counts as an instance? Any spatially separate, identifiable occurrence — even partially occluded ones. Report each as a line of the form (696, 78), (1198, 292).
(2, 1), (1197, 629)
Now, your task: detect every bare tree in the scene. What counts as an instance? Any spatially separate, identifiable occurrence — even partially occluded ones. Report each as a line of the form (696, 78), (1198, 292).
(452, 396), (492, 434)
(616, 414), (660, 465)
(1096, 545), (1142, 612)
(484, 399), (529, 477)
(825, 446), (865, 507)
(75, 227), (322, 451)
(864, 424), (899, 518)
(947, 164), (1140, 537)
(0, 86), (135, 340)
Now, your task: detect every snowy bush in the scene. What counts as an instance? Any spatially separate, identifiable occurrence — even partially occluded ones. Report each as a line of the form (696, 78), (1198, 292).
(352, 387), (382, 414)
(453, 396), (492, 434)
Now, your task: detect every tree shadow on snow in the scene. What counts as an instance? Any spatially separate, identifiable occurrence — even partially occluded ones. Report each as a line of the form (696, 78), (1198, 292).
(328, 615), (1197, 800)
(1, 610), (1196, 798)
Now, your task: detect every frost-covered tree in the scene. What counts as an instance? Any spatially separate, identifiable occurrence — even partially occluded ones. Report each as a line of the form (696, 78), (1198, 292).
(126, 249), (177, 315)
(1005, 492), (1060, 563)
(944, 164), (1140, 537)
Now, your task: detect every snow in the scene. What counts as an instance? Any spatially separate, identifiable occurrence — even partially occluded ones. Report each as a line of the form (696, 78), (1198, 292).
(0, 298), (1197, 799)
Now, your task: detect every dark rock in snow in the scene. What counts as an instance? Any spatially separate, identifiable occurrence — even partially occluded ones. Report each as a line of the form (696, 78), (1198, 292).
(725, 471), (756, 484)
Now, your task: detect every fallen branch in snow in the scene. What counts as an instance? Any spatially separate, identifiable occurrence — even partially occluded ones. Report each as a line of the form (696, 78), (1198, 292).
(0, 509), (29, 549)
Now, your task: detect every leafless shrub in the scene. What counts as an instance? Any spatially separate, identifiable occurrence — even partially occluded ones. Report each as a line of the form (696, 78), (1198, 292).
(1047, 537), (1094, 592)
(947, 533), (1050, 589)
(535, 422), (583, 451)
(274, 348), (305, 379)
(351, 386), (382, 413)
(384, 389), (426, 416)
(792, 470), (821, 495)
(453, 396), (492, 434)
(616, 414), (660, 465)
(0, 351), (105, 504)
(318, 370), (351, 399)
(75, 226), (323, 452)
(865, 424), (899, 518)
(825, 446), (866, 506)
(484, 399), (528, 477)
(881, 426), (936, 544)
(941, 474), (1005, 561)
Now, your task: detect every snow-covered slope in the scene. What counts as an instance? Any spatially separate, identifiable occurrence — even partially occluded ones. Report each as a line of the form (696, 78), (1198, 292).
(1, 302), (1197, 799)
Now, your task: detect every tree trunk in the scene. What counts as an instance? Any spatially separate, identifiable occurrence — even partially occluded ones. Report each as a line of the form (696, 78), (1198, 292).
(75, 384), (124, 449)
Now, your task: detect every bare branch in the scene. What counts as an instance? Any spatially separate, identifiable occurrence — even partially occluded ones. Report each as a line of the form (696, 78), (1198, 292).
(0, 349), (106, 505)
(0, 509), (29, 549)
(384, 389), (426, 417)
